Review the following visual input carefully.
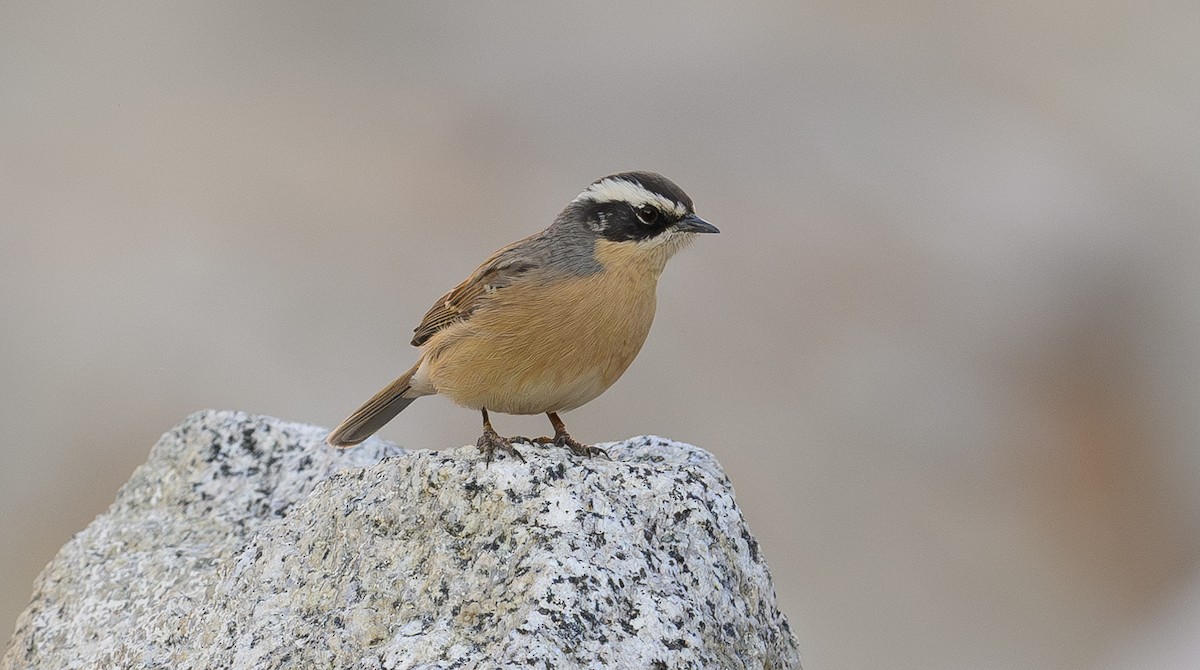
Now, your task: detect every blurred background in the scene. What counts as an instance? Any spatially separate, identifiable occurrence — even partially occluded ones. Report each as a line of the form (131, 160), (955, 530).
(3, 2), (1199, 668)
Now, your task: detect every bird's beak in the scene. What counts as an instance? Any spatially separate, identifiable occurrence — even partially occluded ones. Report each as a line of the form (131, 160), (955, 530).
(675, 213), (719, 234)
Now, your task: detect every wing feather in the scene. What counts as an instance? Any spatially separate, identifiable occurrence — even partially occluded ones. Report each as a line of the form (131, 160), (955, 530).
(410, 238), (538, 346)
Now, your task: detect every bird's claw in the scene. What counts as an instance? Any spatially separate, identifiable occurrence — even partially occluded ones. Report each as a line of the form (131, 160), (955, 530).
(509, 435), (553, 446)
(498, 431), (610, 460)
(477, 427), (526, 465)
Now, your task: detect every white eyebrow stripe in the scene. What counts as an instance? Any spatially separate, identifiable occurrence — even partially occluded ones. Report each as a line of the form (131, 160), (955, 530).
(573, 178), (688, 217)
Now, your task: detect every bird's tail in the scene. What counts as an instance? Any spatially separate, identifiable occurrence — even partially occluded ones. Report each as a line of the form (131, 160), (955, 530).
(326, 363), (422, 447)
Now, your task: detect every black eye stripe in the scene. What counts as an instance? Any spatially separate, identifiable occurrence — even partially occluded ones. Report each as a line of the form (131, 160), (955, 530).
(579, 200), (673, 242)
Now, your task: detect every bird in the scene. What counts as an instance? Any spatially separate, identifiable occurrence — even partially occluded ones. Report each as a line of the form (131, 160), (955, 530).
(326, 171), (718, 462)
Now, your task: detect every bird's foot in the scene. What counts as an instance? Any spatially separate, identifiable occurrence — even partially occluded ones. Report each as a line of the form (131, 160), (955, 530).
(507, 432), (610, 459)
(550, 431), (611, 459)
(477, 426), (526, 465)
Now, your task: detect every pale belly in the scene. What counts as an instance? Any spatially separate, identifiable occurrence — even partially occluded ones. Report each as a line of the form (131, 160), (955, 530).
(422, 273), (657, 415)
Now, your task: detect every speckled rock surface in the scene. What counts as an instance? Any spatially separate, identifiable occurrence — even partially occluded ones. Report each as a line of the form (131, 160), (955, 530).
(3, 410), (800, 670)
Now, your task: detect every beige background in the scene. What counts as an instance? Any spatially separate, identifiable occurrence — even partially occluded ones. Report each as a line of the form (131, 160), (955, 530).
(3, 3), (1200, 668)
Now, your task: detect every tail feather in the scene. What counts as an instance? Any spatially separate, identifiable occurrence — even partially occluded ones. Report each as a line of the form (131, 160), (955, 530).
(327, 364), (421, 447)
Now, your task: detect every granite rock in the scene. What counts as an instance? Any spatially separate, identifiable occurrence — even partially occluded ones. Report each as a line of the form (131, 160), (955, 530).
(3, 410), (800, 669)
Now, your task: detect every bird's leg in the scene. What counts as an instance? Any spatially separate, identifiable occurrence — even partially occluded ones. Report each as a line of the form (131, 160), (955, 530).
(505, 413), (610, 459)
(544, 412), (610, 459)
(507, 415), (554, 447)
(476, 408), (525, 465)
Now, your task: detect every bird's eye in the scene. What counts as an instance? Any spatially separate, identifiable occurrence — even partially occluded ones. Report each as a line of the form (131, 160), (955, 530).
(634, 205), (662, 226)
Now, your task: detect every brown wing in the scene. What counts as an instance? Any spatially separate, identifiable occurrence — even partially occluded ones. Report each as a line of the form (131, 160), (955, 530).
(410, 239), (538, 347)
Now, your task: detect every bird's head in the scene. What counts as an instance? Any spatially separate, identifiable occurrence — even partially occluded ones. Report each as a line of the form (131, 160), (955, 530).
(564, 171), (718, 267)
